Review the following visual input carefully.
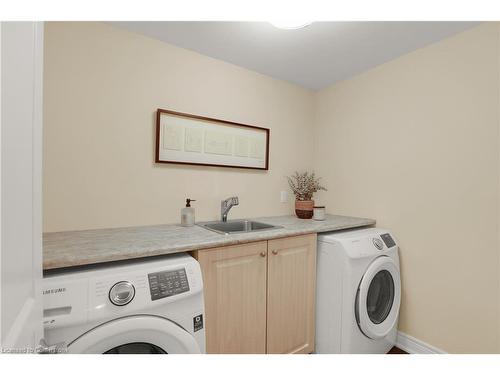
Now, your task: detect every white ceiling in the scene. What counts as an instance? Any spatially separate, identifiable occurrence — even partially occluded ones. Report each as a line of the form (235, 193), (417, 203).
(110, 22), (480, 91)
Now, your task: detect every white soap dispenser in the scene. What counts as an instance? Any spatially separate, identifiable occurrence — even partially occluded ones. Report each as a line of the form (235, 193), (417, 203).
(181, 198), (196, 227)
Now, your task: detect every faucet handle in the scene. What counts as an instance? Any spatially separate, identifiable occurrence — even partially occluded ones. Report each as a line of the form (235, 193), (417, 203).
(232, 197), (239, 206)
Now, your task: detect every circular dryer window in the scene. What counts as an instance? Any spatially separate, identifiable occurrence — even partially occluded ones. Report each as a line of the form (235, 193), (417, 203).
(67, 315), (201, 354)
(356, 256), (401, 340)
(104, 342), (167, 354)
(366, 270), (394, 324)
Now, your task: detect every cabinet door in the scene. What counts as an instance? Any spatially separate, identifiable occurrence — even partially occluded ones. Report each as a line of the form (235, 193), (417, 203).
(196, 241), (268, 354)
(267, 234), (317, 354)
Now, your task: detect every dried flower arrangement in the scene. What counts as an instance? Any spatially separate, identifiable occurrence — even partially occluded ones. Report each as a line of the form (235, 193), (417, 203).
(287, 171), (327, 201)
(287, 172), (327, 219)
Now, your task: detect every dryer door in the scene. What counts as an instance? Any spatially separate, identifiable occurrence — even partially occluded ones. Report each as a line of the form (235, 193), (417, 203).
(356, 256), (401, 340)
(67, 315), (201, 354)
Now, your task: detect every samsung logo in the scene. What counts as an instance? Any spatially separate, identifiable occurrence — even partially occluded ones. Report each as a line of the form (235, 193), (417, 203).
(43, 287), (66, 295)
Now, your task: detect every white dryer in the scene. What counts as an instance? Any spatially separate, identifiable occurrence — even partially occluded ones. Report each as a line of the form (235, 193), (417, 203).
(315, 228), (401, 354)
(42, 253), (205, 354)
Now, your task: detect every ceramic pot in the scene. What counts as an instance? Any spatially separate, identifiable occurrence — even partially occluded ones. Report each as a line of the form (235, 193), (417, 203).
(295, 200), (314, 219)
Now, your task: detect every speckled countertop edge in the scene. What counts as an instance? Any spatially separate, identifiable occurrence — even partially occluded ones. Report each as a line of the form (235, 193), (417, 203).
(43, 214), (375, 270)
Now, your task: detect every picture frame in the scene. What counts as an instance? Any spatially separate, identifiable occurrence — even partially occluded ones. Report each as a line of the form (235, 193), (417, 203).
(155, 108), (270, 170)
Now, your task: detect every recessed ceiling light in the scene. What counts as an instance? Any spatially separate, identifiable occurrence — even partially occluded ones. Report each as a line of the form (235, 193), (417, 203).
(269, 21), (312, 30)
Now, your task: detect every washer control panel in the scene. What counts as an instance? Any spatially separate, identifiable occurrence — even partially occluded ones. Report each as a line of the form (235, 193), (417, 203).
(42, 253), (203, 329)
(148, 268), (190, 301)
(380, 233), (396, 248)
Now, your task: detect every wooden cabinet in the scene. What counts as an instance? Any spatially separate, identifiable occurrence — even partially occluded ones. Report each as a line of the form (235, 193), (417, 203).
(267, 234), (316, 354)
(195, 241), (268, 354)
(192, 233), (316, 354)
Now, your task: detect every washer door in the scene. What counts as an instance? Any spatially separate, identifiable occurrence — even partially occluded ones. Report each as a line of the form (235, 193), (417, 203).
(68, 315), (201, 354)
(356, 256), (401, 340)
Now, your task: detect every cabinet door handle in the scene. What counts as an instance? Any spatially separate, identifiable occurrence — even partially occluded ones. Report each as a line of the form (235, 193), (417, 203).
(260, 252), (266, 257)
(272, 250), (278, 255)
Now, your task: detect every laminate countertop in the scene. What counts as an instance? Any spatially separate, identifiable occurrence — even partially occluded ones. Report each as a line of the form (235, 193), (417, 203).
(43, 214), (375, 270)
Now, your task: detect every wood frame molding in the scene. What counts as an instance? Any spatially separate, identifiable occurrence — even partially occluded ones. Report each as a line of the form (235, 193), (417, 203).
(155, 108), (270, 170)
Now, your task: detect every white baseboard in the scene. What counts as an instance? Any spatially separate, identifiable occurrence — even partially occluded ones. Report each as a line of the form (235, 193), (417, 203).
(396, 331), (447, 354)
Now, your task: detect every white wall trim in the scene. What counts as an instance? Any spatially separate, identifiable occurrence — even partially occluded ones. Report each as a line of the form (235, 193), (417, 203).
(1, 21), (44, 351)
(396, 331), (447, 354)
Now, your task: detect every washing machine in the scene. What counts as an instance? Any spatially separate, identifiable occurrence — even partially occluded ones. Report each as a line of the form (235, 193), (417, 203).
(42, 253), (205, 354)
(315, 228), (401, 354)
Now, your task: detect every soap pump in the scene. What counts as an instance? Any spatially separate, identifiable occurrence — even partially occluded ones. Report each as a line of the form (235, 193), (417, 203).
(181, 198), (196, 227)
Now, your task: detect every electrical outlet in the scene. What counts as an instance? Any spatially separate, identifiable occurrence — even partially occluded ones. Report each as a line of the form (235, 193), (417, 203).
(280, 191), (288, 203)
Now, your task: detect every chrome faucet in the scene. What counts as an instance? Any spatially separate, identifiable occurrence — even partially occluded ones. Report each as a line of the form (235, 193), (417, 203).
(221, 196), (239, 222)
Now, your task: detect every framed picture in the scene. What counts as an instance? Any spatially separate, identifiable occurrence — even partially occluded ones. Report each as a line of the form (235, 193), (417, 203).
(155, 109), (270, 170)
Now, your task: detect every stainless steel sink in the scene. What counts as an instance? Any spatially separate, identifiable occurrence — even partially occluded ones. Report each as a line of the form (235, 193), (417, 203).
(198, 220), (281, 235)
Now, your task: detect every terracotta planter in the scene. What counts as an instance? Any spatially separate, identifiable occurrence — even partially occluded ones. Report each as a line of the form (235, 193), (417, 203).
(295, 200), (314, 219)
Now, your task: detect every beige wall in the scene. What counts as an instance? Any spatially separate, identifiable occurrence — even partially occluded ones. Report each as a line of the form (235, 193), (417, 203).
(313, 23), (500, 353)
(43, 22), (314, 232)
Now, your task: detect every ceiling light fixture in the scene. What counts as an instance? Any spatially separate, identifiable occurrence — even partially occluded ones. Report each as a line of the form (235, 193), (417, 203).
(269, 21), (312, 30)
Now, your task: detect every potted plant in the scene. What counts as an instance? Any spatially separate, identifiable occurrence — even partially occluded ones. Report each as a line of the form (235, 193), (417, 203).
(287, 171), (327, 219)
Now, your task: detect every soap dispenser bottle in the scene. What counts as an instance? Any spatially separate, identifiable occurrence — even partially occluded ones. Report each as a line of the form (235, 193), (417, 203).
(181, 198), (196, 227)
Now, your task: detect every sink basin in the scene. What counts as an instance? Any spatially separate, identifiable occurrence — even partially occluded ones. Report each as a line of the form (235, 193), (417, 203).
(198, 220), (281, 235)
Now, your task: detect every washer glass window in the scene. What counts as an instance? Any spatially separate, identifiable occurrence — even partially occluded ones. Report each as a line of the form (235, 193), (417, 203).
(366, 270), (394, 324)
(104, 342), (166, 354)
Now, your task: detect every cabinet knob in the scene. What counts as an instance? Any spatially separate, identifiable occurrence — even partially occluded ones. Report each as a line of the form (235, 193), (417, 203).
(272, 250), (278, 255)
(260, 252), (266, 257)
